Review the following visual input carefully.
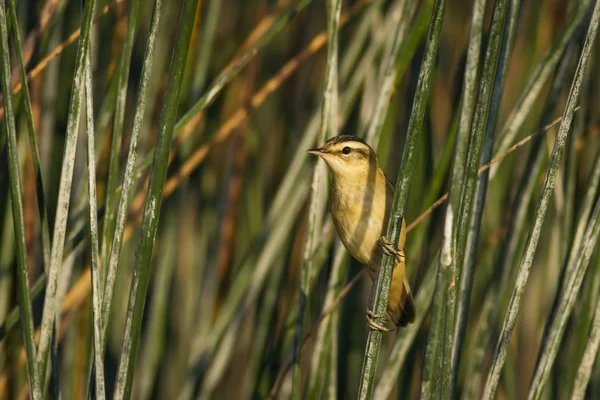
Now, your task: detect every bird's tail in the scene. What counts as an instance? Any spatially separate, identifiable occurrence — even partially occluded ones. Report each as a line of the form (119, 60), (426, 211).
(387, 261), (416, 327)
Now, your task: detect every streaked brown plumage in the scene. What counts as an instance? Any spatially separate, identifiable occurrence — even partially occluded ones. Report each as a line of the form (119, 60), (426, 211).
(307, 135), (415, 328)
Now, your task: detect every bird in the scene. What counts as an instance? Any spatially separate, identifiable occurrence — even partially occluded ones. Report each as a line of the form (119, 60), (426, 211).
(307, 135), (415, 330)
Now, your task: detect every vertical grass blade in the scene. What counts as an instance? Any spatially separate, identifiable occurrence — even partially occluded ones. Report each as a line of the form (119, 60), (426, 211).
(491, 0), (593, 177)
(242, 258), (287, 399)
(528, 192), (600, 399)
(35, 0), (96, 390)
(421, 0), (486, 392)
(558, 152), (600, 296)
(528, 154), (600, 397)
(0, 2), (40, 397)
(373, 250), (438, 399)
(451, 0), (520, 391)
(99, 0), (145, 289)
(189, 0), (221, 98)
(483, 2), (600, 397)
(138, 210), (177, 400)
(113, 0), (199, 397)
(306, 244), (347, 398)
(423, 0), (510, 397)
(364, 0), (418, 145)
(292, 0), (341, 396)
(462, 43), (575, 399)
(84, 52), (106, 400)
(571, 291), (600, 399)
(357, 0), (447, 398)
(6, 0), (51, 271)
(101, 0), (162, 348)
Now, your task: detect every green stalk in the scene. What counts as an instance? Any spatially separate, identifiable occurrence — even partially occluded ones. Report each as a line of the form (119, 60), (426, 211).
(306, 243), (348, 398)
(84, 51), (106, 400)
(558, 146), (600, 296)
(569, 213), (600, 395)
(189, 0), (221, 99)
(423, 0), (509, 397)
(571, 287), (600, 399)
(364, 0), (418, 145)
(490, 0), (593, 178)
(101, 0), (162, 349)
(463, 42), (575, 400)
(139, 210), (177, 400)
(0, 2), (40, 397)
(35, 0), (96, 390)
(528, 155), (600, 396)
(373, 250), (438, 399)
(434, 0), (487, 385)
(357, 0), (447, 398)
(292, 0), (341, 397)
(444, 0), (511, 392)
(451, 0), (520, 391)
(528, 189), (600, 399)
(112, 0), (199, 396)
(242, 257), (287, 399)
(99, 0), (145, 291)
(0, 201), (15, 321)
(483, 2), (600, 397)
(6, 0), (51, 271)
(339, 0), (380, 82)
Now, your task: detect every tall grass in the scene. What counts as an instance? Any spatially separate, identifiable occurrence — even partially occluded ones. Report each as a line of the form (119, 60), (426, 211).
(1, 0), (600, 399)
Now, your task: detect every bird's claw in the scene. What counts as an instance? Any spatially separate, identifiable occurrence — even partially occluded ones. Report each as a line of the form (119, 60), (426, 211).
(379, 236), (405, 264)
(366, 308), (392, 332)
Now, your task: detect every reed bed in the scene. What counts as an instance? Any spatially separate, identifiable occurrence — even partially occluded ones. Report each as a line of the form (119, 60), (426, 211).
(1, 0), (600, 399)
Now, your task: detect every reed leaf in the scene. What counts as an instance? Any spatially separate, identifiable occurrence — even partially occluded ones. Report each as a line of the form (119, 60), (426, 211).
(358, 0), (447, 398)
(6, 0), (51, 272)
(528, 157), (600, 397)
(292, 0), (341, 396)
(113, 0), (198, 397)
(423, 0), (511, 397)
(83, 52), (105, 400)
(571, 287), (600, 399)
(100, 0), (162, 350)
(35, 0), (96, 391)
(490, 0), (593, 178)
(99, 0), (144, 290)
(373, 249), (438, 399)
(0, 2), (39, 396)
(462, 41), (576, 400)
(483, 2), (600, 396)
(364, 0), (418, 145)
(451, 0), (520, 391)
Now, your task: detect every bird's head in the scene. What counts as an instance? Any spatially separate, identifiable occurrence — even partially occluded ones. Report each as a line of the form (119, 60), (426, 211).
(307, 135), (378, 179)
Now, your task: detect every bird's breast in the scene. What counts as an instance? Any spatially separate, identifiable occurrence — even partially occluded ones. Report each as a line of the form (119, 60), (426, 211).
(329, 179), (388, 269)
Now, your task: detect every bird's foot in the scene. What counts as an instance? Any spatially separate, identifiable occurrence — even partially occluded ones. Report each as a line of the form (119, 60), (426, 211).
(366, 308), (392, 332)
(379, 236), (405, 264)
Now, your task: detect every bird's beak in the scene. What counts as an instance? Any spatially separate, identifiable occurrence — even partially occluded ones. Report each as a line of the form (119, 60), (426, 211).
(307, 148), (325, 156)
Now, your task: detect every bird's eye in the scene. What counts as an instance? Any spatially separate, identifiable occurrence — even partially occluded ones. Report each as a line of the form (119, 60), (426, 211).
(342, 146), (352, 155)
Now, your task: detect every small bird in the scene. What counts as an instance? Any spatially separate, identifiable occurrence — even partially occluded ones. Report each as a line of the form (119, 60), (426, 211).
(307, 135), (415, 330)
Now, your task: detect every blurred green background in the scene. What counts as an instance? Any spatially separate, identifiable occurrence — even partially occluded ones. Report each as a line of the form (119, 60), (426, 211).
(1, 0), (600, 398)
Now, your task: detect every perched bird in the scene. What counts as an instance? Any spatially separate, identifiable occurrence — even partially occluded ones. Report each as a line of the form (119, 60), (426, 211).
(307, 135), (415, 329)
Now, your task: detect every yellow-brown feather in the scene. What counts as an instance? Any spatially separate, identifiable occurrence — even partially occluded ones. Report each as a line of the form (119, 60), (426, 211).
(318, 137), (415, 327)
